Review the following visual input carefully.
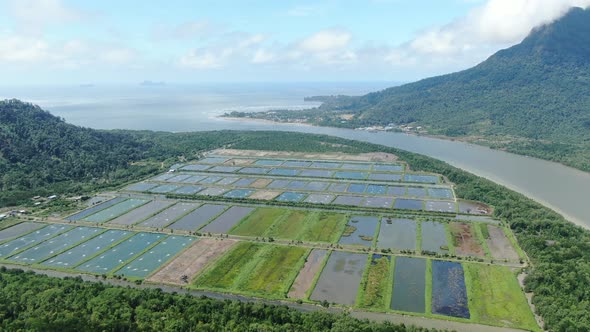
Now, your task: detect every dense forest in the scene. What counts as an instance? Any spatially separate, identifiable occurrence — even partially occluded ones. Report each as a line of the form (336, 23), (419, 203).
(2, 100), (590, 330)
(230, 7), (590, 172)
(0, 268), (434, 332)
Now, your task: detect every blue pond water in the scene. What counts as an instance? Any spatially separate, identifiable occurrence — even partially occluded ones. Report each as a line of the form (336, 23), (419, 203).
(431, 260), (470, 319)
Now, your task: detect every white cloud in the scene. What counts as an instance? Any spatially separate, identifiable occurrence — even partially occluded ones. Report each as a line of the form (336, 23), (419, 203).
(298, 29), (352, 52)
(179, 49), (223, 69)
(405, 0), (590, 56)
(8, 0), (86, 35)
(252, 49), (276, 64)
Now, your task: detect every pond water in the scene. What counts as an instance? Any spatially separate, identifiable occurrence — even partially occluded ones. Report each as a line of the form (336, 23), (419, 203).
(391, 256), (426, 313)
(310, 251), (367, 306)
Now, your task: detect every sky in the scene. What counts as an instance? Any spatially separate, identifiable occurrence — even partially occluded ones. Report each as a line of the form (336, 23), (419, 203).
(0, 0), (589, 85)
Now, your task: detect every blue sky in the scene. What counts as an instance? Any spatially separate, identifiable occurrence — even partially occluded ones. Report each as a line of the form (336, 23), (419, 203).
(0, 0), (587, 85)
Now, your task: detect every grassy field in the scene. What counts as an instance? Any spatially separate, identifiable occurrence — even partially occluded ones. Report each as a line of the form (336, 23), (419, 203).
(239, 245), (308, 296)
(463, 263), (538, 331)
(229, 208), (287, 237)
(193, 242), (263, 289)
(298, 212), (347, 243)
(265, 210), (308, 239)
(358, 255), (391, 309)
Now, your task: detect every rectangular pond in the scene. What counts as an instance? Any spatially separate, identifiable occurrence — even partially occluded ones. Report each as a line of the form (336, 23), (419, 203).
(269, 168), (300, 176)
(407, 187), (428, 197)
(7, 226), (103, 264)
(421, 221), (450, 254)
(200, 206), (256, 233)
(361, 197), (394, 208)
(267, 179), (291, 189)
(333, 195), (365, 206)
(276, 192), (307, 202)
(83, 199), (150, 223)
(199, 176), (223, 184)
(167, 174), (194, 183)
(373, 164), (404, 172)
(340, 163), (372, 170)
(404, 174), (440, 184)
(209, 166), (241, 173)
(125, 183), (158, 192)
(66, 197), (126, 221)
(310, 162), (341, 169)
(394, 199), (423, 211)
(328, 183), (348, 192)
(431, 260), (470, 319)
(216, 177), (239, 185)
(139, 203), (200, 228)
(151, 173), (177, 181)
(377, 218), (417, 250)
(76, 232), (164, 274)
(41, 229), (132, 268)
(304, 194), (335, 205)
(199, 157), (228, 164)
(334, 171), (368, 180)
(426, 201), (456, 213)
(283, 160), (312, 167)
(223, 189), (254, 199)
(391, 257), (426, 313)
(109, 200), (174, 225)
(387, 186), (407, 196)
(149, 184), (181, 193)
(173, 185), (205, 195)
(300, 169), (334, 178)
(168, 204), (229, 231)
(234, 178), (256, 187)
(304, 182), (330, 191)
(254, 159), (284, 166)
(183, 175), (207, 183)
(238, 167), (270, 175)
(0, 224), (73, 258)
(310, 251), (367, 306)
(368, 173), (402, 181)
(286, 180), (307, 189)
(366, 184), (387, 195)
(428, 188), (454, 199)
(198, 187), (228, 196)
(347, 183), (366, 193)
(115, 235), (196, 278)
(339, 216), (379, 246)
(0, 222), (45, 243)
(180, 164), (211, 171)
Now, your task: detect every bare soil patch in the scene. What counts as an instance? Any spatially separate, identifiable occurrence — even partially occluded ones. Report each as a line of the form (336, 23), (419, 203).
(288, 249), (328, 299)
(450, 222), (485, 257)
(147, 238), (237, 285)
(251, 178), (273, 188)
(486, 225), (520, 261)
(249, 190), (282, 200)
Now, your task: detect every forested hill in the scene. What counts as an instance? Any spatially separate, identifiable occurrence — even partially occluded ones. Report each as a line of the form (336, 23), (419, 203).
(0, 99), (240, 206)
(278, 7), (590, 171)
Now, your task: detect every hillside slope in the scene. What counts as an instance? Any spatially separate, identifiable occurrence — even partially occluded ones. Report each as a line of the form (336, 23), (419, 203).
(236, 7), (590, 171)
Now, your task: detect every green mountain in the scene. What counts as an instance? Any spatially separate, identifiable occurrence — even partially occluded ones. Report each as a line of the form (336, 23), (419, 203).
(248, 7), (590, 171)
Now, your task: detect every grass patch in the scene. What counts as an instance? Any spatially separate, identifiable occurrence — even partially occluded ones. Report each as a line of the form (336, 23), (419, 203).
(239, 245), (308, 296)
(480, 223), (490, 239)
(194, 242), (263, 289)
(229, 208), (287, 237)
(464, 263), (538, 331)
(265, 210), (307, 239)
(425, 258), (432, 315)
(358, 256), (391, 309)
(299, 212), (347, 243)
(342, 225), (357, 237)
